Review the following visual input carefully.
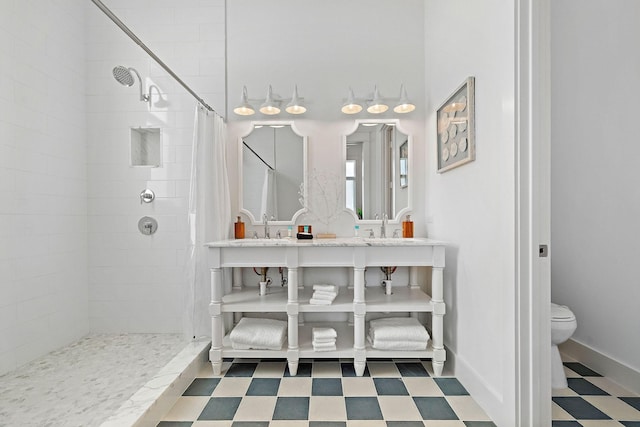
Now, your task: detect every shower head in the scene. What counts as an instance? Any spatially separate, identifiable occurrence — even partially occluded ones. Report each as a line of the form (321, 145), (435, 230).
(112, 65), (149, 102)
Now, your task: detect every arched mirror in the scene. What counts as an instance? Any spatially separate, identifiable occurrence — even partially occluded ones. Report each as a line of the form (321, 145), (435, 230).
(239, 121), (307, 224)
(343, 119), (411, 221)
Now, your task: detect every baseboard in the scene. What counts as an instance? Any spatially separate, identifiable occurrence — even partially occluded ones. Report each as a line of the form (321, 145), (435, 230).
(99, 339), (211, 427)
(452, 350), (513, 427)
(560, 338), (640, 395)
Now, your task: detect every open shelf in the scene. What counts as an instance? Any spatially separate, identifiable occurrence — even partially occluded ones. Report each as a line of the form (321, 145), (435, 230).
(222, 286), (288, 312)
(365, 286), (433, 312)
(366, 340), (435, 359)
(299, 287), (354, 312)
(298, 322), (354, 358)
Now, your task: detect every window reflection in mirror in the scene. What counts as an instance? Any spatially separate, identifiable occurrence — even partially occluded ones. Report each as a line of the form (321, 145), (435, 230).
(344, 121), (410, 221)
(241, 123), (306, 223)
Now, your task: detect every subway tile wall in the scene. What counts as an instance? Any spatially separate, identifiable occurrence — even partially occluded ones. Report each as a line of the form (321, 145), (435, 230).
(0, 0), (88, 375)
(84, 0), (226, 334)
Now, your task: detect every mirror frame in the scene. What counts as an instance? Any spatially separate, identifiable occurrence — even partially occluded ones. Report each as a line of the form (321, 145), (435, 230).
(342, 118), (413, 224)
(238, 120), (308, 225)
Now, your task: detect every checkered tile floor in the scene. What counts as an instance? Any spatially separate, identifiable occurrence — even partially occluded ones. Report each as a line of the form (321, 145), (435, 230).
(158, 358), (495, 427)
(158, 358), (640, 427)
(552, 361), (640, 427)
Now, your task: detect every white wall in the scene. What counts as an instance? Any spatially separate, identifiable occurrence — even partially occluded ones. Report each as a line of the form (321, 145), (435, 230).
(84, 0), (225, 333)
(424, 1), (517, 426)
(226, 0), (426, 238)
(0, 0), (88, 375)
(551, 0), (640, 373)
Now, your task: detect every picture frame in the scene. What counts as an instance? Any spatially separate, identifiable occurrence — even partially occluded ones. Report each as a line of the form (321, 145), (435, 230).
(399, 140), (408, 188)
(437, 76), (475, 173)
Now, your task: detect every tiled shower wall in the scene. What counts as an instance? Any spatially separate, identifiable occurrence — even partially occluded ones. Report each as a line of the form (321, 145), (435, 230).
(0, 0), (88, 375)
(84, 0), (226, 333)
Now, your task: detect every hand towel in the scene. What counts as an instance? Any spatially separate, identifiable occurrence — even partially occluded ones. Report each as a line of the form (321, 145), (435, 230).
(313, 341), (337, 352)
(313, 284), (337, 293)
(367, 334), (427, 351)
(312, 327), (337, 340)
(309, 298), (332, 305)
(229, 317), (287, 350)
(369, 317), (430, 342)
(311, 291), (337, 300)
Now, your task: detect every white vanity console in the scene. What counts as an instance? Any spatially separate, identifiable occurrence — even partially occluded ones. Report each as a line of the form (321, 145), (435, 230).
(206, 237), (445, 377)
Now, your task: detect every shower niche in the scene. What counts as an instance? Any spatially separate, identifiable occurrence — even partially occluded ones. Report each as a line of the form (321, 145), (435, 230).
(130, 127), (162, 167)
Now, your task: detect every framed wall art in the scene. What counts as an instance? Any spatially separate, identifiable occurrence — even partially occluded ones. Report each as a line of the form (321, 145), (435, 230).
(437, 76), (475, 173)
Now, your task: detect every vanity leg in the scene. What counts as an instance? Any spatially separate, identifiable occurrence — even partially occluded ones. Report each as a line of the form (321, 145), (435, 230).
(210, 267), (224, 376)
(287, 267), (300, 376)
(431, 266), (446, 377)
(353, 267), (366, 377)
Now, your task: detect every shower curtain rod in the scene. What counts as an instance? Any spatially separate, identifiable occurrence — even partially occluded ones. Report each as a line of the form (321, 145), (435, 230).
(90, 0), (218, 114)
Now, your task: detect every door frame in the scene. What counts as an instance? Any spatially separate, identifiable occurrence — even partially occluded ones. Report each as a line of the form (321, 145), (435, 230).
(515, 0), (552, 425)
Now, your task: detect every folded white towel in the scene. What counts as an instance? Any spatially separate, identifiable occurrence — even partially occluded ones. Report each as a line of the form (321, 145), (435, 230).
(313, 339), (336, 345)
(367, 334), (427, 351)
(309, 298), (332, 305)
(311, 291), (337, 301)
(313, 342), (337, 352)
(229, 317), (287, 350)
(313, 284), (337, 293)
(369, 317), (430, 343)
(312, 327), (337, 340)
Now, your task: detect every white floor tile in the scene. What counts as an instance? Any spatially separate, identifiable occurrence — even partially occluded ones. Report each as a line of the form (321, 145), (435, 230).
(232, 396), (277, 421)
(191, 421), (234, 427)
(378, 395), (422, 420)
(312, 361), (342, 377)
(211, 377), (251, 397)
(403, 377), (444, 396)
(552, 402), (574, 420)
(308, 396), (347, 420)
(367, 362), (400, 377)
(423, 421), (466, 427)
(163, 396), (209, 421)
(346, 421), (387, 427)
(277, 377), (312, 396)
(342, 377), (377, 396)
(583, 396), (640, 421)
(578, 421), (626, 427)
(253, 361), (287, 378)
(268, 421), (308, 427)
(445, 396), (492, 421)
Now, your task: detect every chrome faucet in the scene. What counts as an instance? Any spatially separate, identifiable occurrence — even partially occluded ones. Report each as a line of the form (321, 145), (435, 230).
(262, 213), (270, 239)
(380, 213), (388, 238)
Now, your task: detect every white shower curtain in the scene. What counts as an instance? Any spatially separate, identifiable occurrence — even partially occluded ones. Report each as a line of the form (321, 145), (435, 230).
(186, 105), (231, 339)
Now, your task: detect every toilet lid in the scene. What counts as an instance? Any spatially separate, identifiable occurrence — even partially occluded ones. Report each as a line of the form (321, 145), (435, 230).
(551, 303), (575, 321)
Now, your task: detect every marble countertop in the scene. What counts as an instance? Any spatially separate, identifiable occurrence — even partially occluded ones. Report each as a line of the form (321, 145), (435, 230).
(205, 236), (444, 248)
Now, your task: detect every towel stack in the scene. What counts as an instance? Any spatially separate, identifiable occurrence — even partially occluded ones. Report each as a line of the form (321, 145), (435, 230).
(309, 284), (338, 305)
(229, 317), (287, 350)
(312, 327), (337, 352)
(368, 317), (430, 351)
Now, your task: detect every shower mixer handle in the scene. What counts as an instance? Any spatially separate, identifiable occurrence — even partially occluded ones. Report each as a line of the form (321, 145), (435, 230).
(140, 189), (155, 204)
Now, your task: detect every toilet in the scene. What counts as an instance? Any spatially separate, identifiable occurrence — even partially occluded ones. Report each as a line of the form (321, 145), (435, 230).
(551, 303), (577, 388)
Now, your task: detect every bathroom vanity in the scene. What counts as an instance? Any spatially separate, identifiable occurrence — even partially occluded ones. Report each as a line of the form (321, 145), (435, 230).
(206, 237), (446, 377)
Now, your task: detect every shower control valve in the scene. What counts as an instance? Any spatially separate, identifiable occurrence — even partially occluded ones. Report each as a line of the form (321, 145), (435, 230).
(140, 188), (155, 204)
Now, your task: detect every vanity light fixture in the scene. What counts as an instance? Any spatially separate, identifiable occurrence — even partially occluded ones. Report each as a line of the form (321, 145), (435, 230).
(367, 85), (389, 114)
(233, 85), (307, 116)
(285, 85), (307, 114)
(233, 86), (255, 116)
(393, 84), (416, 113)
(341, 87), (363, 114)
(341, 84), (416, 115)
(259, 85), (281, 115)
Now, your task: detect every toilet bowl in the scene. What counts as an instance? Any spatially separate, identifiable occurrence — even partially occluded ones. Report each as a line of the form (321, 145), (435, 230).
(551, 303), (577, 389)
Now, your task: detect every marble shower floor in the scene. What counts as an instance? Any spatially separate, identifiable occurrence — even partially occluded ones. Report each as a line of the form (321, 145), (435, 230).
(0, 333), (187, 427)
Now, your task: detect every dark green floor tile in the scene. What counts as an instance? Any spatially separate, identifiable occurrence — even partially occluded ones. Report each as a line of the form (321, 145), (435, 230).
(373, 378), (409, 395)
(434, 378), (469, 396)
(345, 397), (384, 420)
(567, 378), (608, 396)
(246, 378), (281, 396)
(312, 378), (343, 396)
(563, 362), (602, 377)
(413, 396), (458, 420)
(396, 362), (429, 377)
(197, 397), (242, 420)
(272, 396), (309, 420)
(552, 397), (610, 420)
(182, 378), (220, 396)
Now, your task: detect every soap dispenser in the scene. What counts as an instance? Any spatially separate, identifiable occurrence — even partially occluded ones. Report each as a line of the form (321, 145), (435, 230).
(402, 215), (414, 238)
(234, 216), (245, 239)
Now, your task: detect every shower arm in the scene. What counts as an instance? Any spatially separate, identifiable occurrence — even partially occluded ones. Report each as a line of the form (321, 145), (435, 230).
(90, 0), (217, 114)
(128, 67), (149, 102)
